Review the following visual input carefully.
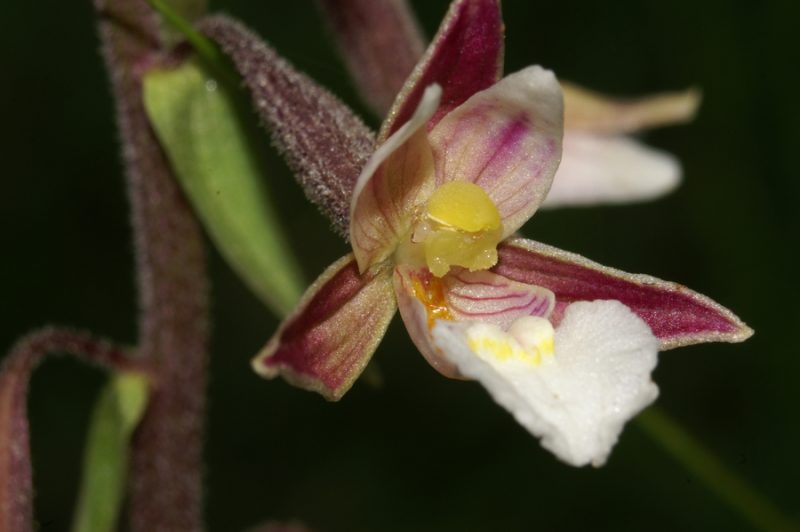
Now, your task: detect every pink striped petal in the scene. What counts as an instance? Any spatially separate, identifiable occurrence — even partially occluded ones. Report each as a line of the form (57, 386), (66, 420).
(443, 269), (555, 328)
(253, 255), (397, 400)
(428, 67), (563, 236)
(562, 82), (701, 134)
(350, 86), (440, 272)
(494, 238), (753, 349)
(393, 265), (555, 378)
(379, 0), (503, 142)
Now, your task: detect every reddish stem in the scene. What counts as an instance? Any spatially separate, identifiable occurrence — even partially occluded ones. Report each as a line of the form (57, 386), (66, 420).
(95, 0), (209, 530)
(0, 328), (136, 532)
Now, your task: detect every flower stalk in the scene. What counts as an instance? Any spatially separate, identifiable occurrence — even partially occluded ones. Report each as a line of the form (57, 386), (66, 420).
(1, 0), (213, 520)
(94, 0), (210, 528)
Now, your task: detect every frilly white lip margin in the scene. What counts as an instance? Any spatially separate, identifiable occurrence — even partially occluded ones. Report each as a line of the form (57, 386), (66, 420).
(433, 299), (660, 467)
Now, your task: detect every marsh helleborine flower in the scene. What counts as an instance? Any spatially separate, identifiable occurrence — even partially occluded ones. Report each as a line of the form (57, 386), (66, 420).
(252, 0), (751, 466)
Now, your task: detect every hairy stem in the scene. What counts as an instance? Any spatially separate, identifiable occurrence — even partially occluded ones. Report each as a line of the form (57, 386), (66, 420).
(0, 328), (135, 532)
(95, 0), (209, 529)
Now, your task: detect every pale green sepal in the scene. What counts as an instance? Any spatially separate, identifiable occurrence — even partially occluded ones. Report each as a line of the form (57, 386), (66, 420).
(71, 372), (149, 532)
(143, 59), (304, 315)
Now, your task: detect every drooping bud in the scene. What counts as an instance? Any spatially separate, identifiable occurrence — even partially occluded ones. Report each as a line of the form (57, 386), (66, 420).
(201, 16), (376, 238)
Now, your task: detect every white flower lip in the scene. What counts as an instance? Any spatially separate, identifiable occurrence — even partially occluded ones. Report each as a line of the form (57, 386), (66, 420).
(433, 300), (660, 467)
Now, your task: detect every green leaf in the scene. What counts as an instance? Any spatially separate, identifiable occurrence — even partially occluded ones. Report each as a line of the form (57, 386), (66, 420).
(143, 59), (305, 315)
(72, 372), (149, 532)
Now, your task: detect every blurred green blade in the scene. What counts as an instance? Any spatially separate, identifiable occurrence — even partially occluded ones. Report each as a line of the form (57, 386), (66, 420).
(163, 0), (205, 22)
(72, 373), (149, 532)
(143, 59), (304, 315)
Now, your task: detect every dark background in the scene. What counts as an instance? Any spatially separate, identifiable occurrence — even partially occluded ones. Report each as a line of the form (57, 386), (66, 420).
(2, 0), (798, 530)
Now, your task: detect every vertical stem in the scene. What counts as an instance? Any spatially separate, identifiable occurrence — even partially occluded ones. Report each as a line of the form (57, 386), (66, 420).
(95, 0), (209, 530)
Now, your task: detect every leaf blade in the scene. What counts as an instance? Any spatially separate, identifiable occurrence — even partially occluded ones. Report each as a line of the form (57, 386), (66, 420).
(72, 373), (149, 532)
(143, 59), (305, 314)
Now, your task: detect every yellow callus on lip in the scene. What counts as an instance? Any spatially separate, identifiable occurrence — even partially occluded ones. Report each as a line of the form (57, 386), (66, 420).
(467, 316), (555, 367)
(422, 181), (503, 277)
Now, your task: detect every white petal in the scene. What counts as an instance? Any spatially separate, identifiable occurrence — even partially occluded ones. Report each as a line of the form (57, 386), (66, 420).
(434, 300), (659, 467)
(542, 132), (680, 208)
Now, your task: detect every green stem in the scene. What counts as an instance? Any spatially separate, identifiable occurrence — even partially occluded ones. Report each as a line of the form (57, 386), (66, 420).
(145, 0), (229, 77)
(637, 407), (797, 532)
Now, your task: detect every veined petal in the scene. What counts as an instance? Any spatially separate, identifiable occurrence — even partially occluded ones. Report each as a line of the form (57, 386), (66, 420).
(380, 0), (503, 141)
(434, 300), (659, 467)
(494, 238), (754, 349)
(253, 255), (396, 400)
(542, 132), (680, 208)
(350, 85), (440, 272)
(562, 82), (701, 134)
(444, 269), (555, 328)
(428, 67), (564, 236)
(393, 265), (555, 377)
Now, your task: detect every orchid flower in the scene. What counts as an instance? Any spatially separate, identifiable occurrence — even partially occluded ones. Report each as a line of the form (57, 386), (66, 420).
(250, 0), (751, 467)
